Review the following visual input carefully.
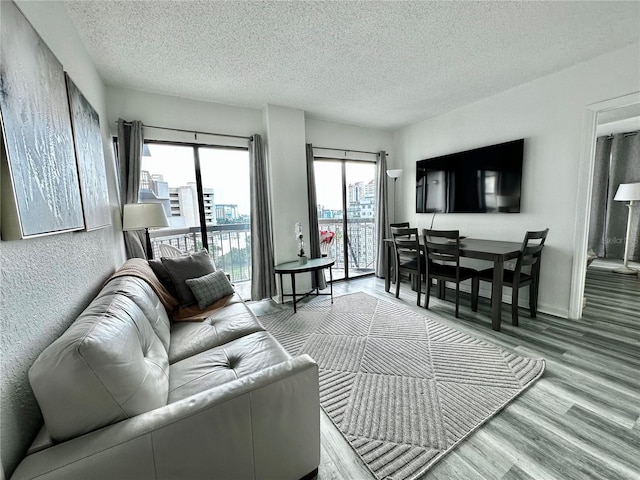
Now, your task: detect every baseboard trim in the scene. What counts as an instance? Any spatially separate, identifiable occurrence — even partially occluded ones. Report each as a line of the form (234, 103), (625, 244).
(430, 282), (569, 319)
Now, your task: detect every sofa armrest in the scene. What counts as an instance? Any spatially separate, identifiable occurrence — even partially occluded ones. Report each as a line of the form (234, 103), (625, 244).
(11, 355), (320, 480)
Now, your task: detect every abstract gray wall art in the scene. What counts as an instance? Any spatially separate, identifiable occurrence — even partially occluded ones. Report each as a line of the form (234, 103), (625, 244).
(66, 74), (111, 231)
(0, 0), (84, 239)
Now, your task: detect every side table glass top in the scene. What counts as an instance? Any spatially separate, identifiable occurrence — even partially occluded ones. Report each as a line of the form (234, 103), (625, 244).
(275, 257), (335, 273)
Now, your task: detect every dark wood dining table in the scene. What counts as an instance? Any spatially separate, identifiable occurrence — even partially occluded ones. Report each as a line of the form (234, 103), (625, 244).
(385, 238), (523, 331)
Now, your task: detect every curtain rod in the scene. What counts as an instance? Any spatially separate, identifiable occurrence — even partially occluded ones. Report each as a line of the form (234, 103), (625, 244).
(118, 121), (251, 140)
(313, 146), (380, 155)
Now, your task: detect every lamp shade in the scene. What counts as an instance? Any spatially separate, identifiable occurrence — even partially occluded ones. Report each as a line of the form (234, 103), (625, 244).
(614, 182), (640, 202)
(122, 203), (169, 231)
(386, 169), (403, 179)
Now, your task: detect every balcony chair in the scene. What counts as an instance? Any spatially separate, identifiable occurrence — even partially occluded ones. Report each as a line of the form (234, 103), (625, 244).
(422, 229), (479, 318)
(478, 228), (549, 326)
(319, 230), (335, 258)
(158, 243), (184, 258)
(391, 226), (424, 306)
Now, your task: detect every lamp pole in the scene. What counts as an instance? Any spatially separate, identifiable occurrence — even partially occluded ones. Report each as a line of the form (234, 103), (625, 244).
(393, 177), (398, 222)
(613, 182), (640, 275)
(386, 169), (403, 224)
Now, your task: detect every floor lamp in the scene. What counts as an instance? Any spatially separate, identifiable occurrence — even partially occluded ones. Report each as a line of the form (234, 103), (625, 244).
(613, 182), (640, 274)
(122, 203), (169, 260)
(386, 169), (403, 223)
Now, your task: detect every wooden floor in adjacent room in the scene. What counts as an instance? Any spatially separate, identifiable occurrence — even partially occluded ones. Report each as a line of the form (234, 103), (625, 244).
(249, 264), (640, 480)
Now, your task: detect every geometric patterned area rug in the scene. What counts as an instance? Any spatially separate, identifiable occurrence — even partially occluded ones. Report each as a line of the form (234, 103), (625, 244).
(256, 292), (545, 480)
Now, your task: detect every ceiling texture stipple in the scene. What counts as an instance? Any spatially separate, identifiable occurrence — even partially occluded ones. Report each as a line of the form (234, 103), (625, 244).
(63, 0), (640, 130)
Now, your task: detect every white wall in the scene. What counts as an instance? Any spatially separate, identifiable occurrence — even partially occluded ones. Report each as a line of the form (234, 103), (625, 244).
(0, 2), (122, 477)
(305, 117), (393, 159)
(105, 86), (265, 145)
(265, 105), (312, 294)
(393, 43), (640, 318)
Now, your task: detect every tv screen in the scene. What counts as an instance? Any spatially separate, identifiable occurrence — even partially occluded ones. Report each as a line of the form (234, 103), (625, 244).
(416, 139), (524, 213)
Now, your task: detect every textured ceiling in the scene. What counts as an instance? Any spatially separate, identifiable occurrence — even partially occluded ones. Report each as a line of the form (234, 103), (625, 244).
(62, 0), (640, 130)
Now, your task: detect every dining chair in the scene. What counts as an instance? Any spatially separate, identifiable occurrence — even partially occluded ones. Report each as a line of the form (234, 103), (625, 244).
(389, 222), (411, 285)
(391, 226), (424, 306)
(390, 222), (410, 228)
(422, 229), (479, 318)
(478, 228), (549, 326)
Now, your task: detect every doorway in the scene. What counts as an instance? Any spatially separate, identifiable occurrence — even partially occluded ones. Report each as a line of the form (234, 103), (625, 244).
(569, 92), (640, 318)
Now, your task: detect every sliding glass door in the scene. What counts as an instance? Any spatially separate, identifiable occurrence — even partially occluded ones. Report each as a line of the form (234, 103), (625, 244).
(199, 147), (251, 282)
(314, 159), (377, 280)
(139, 142), (251, 289)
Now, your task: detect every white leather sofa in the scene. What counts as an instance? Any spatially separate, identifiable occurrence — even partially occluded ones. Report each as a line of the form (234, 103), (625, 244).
(11, 272), (320, 480)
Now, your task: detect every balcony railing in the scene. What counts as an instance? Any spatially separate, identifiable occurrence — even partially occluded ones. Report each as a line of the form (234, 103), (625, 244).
(149, 224), (251, 283)
(149, 218), (377, 284)
(318, 218), (376, 277)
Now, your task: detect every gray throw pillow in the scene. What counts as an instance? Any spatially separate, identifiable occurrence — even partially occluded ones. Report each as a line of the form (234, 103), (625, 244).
(186, 270), (235, 310)
(161, 250), (216, 307)
(148, 259), (178, 298)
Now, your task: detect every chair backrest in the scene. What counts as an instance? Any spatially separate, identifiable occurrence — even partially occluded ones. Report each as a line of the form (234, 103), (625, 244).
(516, 228), (549, 272)
(422, 229), (461, 267)
(159, 243), (184, 258)
(390, 222), (410, 229)
(391, 227), (421, 263)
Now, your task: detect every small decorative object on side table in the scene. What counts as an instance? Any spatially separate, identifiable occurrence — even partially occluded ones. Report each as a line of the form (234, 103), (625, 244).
(320, 230), (335, 257)
(295, 221), (307, 264)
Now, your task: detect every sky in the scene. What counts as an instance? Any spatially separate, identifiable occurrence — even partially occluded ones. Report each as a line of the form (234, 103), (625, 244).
(142, 144), (251, 214)
(142, 144), (376, 214)
(314, 160), (376, 210)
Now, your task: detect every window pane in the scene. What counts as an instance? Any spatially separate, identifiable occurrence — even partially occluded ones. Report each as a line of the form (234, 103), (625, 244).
(140, 143), (204, 256)
(315, 160), (345, 280)
(345, 162), (376, 278)
(314, 160), (377, 280)
(199, 148), (251, 283)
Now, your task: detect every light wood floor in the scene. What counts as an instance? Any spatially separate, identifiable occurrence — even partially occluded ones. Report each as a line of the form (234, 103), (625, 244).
(249, 265), (640, 480)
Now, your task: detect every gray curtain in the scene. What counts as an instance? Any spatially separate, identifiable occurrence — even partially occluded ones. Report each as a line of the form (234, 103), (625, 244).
(116, 119), (146, 259)
(249, 134), (277, 300)
(306, 144), (327, 289)
(588, 136), (612, 257)
(588, 131), (640, 261)
(375, 151), (390, 277)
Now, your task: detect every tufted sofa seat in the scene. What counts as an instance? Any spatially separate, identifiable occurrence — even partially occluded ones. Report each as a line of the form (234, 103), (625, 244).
(11, 265), (320, 480)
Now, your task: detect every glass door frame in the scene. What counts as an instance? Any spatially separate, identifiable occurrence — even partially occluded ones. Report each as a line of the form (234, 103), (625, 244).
(143, 139), (248, 253)
(314, 156), (377, 281)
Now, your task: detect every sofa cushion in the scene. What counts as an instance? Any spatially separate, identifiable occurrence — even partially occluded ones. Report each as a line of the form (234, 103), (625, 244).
(161, 250), (216, 307)
(29, 294), (170, 442)
(186, 270), (235, 310)
(99, 276), (171, 353)
(168, 331), (290, 402)
(169, 296), (265, 363)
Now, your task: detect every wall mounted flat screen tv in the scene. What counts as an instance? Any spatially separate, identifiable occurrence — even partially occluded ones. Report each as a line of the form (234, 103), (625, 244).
(416, 139), (524, 213)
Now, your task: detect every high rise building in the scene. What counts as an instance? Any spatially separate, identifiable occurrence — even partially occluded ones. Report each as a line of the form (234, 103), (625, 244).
(168, 184), (215, 226)
(139, 170), (216, 227)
